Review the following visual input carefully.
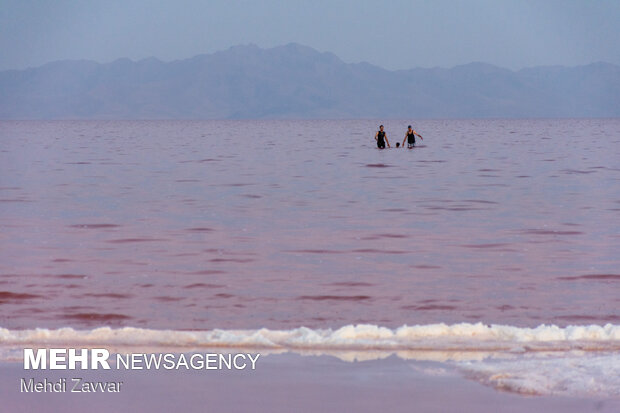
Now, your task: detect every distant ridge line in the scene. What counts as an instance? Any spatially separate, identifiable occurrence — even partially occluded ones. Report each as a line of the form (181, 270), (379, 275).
(1, 43), (618, 119)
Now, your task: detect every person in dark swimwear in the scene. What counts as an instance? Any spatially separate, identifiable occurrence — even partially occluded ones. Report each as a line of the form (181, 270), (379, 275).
(402, 125), (423, 148)
(375, 125), (390, 149)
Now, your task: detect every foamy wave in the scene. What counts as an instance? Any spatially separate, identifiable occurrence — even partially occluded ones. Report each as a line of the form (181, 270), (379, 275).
(1, 322), (620, 353)
(1, 323), (619, 397)
(459, 353), (620, 397)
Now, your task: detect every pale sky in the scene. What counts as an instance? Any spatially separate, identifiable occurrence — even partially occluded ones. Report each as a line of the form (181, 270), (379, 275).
(1, 0), (619, 71)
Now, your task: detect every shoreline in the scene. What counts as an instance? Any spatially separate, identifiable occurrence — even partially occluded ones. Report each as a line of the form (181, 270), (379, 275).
(2, 353), (619, 413)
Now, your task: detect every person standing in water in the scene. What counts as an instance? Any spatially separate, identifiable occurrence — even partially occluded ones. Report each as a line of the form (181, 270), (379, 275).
(402, 125), (423, 148)
(375, 125), (390, 149)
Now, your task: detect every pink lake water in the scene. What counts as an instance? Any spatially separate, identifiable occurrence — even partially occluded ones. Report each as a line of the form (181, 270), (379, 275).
(0, 119), (619, 331)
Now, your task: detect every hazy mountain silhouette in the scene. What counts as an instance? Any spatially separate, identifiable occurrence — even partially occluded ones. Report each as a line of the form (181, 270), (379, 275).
(1, 43), (618, 119)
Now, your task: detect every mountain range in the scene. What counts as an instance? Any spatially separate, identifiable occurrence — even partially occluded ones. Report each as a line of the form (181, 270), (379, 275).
(1, 43), (619, 119)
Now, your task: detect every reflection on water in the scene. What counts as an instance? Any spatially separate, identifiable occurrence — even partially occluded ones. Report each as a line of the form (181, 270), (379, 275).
(0, 119), (619, 329)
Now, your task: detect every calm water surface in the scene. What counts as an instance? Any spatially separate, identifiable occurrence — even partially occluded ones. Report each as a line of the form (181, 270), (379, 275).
(1, 119), (619, 329)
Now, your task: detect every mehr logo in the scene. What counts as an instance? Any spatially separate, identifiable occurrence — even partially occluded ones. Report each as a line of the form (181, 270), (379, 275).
(23, 348), (261, 371)
(24, 349), (110, 370)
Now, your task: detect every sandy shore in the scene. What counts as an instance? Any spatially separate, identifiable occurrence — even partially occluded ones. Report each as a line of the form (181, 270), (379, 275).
(2, 353), (619, 412)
